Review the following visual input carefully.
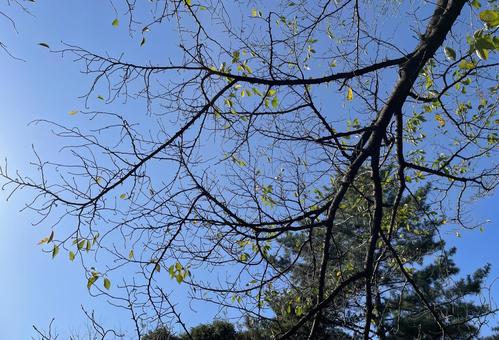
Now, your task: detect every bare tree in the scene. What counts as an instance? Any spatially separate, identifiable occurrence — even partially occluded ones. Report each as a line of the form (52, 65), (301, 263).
(2, 0), (498, 338)
(32, 307), (125, 340)
(0, 0), (34, 58)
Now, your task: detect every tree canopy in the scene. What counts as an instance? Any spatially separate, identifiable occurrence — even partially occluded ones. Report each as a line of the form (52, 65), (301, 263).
(2, 0), (498, 338)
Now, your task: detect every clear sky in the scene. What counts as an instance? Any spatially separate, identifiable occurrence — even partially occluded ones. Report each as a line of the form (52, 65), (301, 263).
(0, 1), (179, 338)
(0, 1), (497, 339)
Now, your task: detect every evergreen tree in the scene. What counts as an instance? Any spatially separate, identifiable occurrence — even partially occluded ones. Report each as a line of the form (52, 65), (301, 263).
(186, 320), (238, 340)
(142, 326), (180, 340)
(253, 177), (493, 339)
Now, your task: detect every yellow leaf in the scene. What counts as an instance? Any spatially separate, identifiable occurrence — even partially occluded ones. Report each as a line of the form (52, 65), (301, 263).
(251, 8), (258, 17)
(346, 87), (353, 101)
(38, 237), (49, 245)
(435, 114), (446, 127)
(68, 110), (78, 116)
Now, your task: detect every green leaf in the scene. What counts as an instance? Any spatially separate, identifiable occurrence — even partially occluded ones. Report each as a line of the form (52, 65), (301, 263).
(271, 96), (279, 109)
(87, 274), (99, 289)
(69, 251), (76, 261)
(97, 95), (105, 101)
(475, 35), (496, 50)
(232, 51), (240, 63)
(184, 0), (192, 6)
(140, 37), (146, 47)
(479, 10), (499, 28)
(155, 263), (161, 272)
(47, 230), (54, 243)
(444, 47), (456, 61)
(112, 18), (119, 27)
(128, 249), (134, 260)
(232, 155), (247, 167)
(242, 63), (252, 74)
(239, 252), (249, 262)
(476, 48), (489, 60)
(77, 239), (85, 250)
(471, 0), (481, 9)
(92, 232), (99, 245)
(487, 132), (498, 145)
(458, 60), (475, 70)
(252, 88), (262, 96)
(38, 42), (50, 48)
(85, 240), (91, 251)
(52, 245), (59, 258)
(103, 277), (111, 290)
(119, 193), (127, 199)
(224, 98), (233, 107)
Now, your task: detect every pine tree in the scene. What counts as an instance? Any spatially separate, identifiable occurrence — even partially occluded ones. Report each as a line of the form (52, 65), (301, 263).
(253, 175), (493, 339)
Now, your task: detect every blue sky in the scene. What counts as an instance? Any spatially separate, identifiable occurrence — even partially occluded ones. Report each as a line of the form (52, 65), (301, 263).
(0, 1), (498, 338)
(0, 2), (173, 338)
